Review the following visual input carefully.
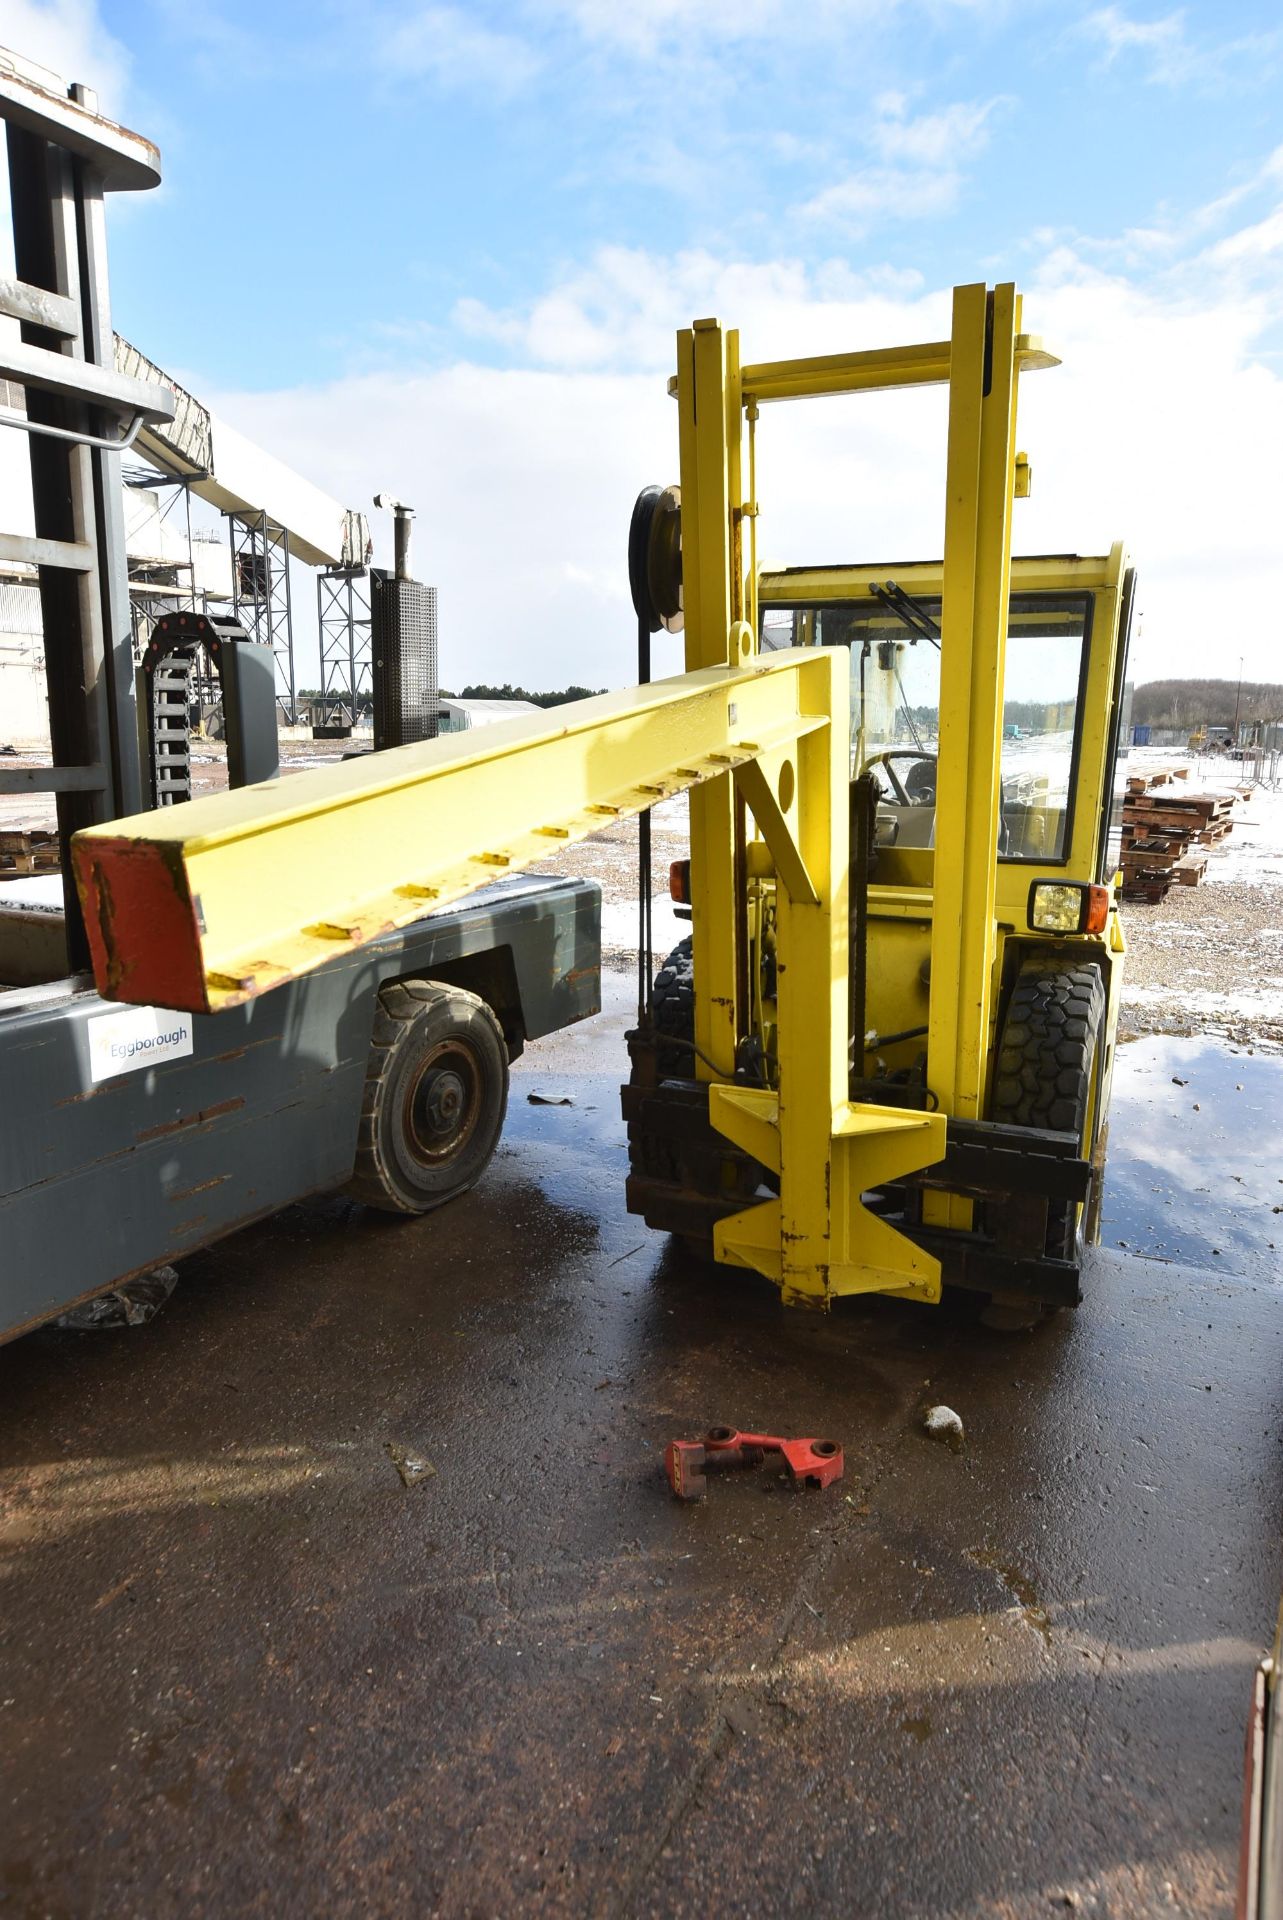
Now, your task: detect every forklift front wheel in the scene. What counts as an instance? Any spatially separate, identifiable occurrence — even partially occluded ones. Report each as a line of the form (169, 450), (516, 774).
(983, 956), (1106, 1326)
(348, 980), (509, 1214)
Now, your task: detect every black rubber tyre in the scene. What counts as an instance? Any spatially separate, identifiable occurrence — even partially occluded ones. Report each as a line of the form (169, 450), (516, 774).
(348, 979), (509, 1215)
(651, 935), (695, 1077)
(990, 956), (1105, 1260)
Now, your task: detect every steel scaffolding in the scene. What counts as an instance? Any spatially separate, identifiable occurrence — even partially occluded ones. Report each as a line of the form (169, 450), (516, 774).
(228, 508), (295, 720)
(129, 585), (176, 657)
(316, 567), (372, 733)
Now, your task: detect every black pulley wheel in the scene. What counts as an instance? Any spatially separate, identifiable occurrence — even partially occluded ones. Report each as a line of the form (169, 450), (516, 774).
(348, 979), (509, 1215)
(628, 483), (683, 634)
(629, 486), (663, 632)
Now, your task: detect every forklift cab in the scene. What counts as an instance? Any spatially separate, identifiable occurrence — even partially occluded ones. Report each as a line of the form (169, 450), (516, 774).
(759, 550), (1135, 895)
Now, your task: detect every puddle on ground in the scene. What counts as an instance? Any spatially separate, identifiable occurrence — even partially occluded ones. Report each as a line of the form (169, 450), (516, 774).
(966, 1548), (1053, 1646)
(1102, 1036), (1283, 1277)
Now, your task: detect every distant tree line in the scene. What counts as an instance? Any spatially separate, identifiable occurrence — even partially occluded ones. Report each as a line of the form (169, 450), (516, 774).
(1130, 678), (1283, 728)
(440, 682), (607, 707)
(296, 683), (605, 709)
(903, 698), (1077, 732)
(310, 673), (1283, 734)
(900, 680), (1283, 734)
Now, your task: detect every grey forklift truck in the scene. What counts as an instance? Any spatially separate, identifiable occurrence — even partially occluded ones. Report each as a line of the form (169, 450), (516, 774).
(0, 63), (600, 1342)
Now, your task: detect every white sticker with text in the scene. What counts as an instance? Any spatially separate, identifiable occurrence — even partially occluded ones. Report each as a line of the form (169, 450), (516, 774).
(87, 1005), (195, 1083)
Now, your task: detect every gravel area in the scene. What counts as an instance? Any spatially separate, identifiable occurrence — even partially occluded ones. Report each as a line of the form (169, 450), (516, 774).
(1117, 879), (1283, 1049)
(1114, 757), (1283, 1052)
(529, 798), (690, 972)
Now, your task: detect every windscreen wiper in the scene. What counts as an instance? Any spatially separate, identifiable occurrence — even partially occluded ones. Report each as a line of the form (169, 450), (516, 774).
(869, 581), (941, 650)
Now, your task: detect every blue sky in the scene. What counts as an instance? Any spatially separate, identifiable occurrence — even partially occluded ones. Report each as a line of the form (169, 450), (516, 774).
(91, 0), (1283, 388)
(6, 0), (1283, 687)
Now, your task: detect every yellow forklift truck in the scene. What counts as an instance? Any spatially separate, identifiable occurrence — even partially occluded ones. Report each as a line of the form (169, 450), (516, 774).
(72, 281), (1135, 1323)
(625, 545), (1135, 1314)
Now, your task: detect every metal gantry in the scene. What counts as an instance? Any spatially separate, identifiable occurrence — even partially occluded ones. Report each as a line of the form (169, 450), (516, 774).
(317, 566), (372, 732)
(228, 507), (295, 721)
(126, 475), (210, 702)
(0, 63), (175, 967)
(129, 586), (174, 655)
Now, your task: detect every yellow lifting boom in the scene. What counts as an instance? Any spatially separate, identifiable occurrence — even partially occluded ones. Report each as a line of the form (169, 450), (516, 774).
(72, 282), (1056, 1311)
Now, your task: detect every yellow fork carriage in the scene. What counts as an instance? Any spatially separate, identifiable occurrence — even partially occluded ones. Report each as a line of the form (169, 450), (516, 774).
(75, 282), (1134, 1317)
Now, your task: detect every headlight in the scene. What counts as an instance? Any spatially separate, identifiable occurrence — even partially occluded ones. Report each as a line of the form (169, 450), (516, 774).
(1027, 881), (1110, 935)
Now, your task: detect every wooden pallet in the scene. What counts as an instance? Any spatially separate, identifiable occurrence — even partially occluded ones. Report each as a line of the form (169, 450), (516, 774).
(1124, 794), (1230, 823)
(1122, 879), (1171, 903)
(0, 829), (60, 879)
(1126, 767), (1189, 794)
(1118, 787), (1232, 899)
(1120, 828), (1181, 850)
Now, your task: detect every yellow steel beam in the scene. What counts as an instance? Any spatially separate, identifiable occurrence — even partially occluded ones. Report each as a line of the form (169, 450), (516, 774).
(743, 340), (950, 404)
(731, 754), (818, 906)
(680, 318), (742, 1082)
(759, 551), (1116, 604)
(73, 655), (819, 1017)
(72, 631), (949, 1310)
(921, 282), (1022, 1235)
(929, 283), (1020, 1122)
(740, 332), (1055, 405)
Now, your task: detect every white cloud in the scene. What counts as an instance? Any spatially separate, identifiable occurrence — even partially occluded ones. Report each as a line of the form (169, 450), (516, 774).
(1080, 5), (1195, 83)
(208, 196), (1283, 695)
(549, 0), (792, 51)
(866, 94), (1001, 167)
(798, 163), (964, 235)
(545, 0), (990, 56)
(452, 246), (935, 372)
(1078, 5), (1281, 89)
(212, 361), (673, 689)
(373, 4), (541, 97)
(1011, 263), (1281, 686)
(0, 0), (130, 112)
(1208, 206), (1283, 266)
(1018, 138), (1283, 298)
(797, 93), (1002, 237)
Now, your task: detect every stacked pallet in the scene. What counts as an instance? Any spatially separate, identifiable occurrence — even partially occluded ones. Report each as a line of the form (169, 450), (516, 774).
(1127, 766), (1188, 791)
(1120, 773), (1234, 901)
(0, 828), (60, 879)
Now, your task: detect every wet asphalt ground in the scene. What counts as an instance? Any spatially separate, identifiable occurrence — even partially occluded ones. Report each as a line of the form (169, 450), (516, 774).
(1, 974), (1281, 1918)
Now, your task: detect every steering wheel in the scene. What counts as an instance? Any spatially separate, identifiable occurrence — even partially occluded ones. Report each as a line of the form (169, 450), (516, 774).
(864, 749), (1012, 854)
(865, 750), (937, 807)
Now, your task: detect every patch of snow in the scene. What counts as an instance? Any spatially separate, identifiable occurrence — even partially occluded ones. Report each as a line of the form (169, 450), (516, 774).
(1123, 983), (1283, 1021)
(598, 894), (688, 958)
(0, 873), (64, 914)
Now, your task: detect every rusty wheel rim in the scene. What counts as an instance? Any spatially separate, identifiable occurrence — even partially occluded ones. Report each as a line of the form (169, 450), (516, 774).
(402, 1039), (483, 1168)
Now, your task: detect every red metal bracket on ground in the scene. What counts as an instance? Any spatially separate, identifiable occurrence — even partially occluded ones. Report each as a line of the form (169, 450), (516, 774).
(664, 1426), (843, 1500)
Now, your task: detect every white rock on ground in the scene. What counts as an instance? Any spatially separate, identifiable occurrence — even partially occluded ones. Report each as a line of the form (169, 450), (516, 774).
(924, 1405), (964, 1445)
